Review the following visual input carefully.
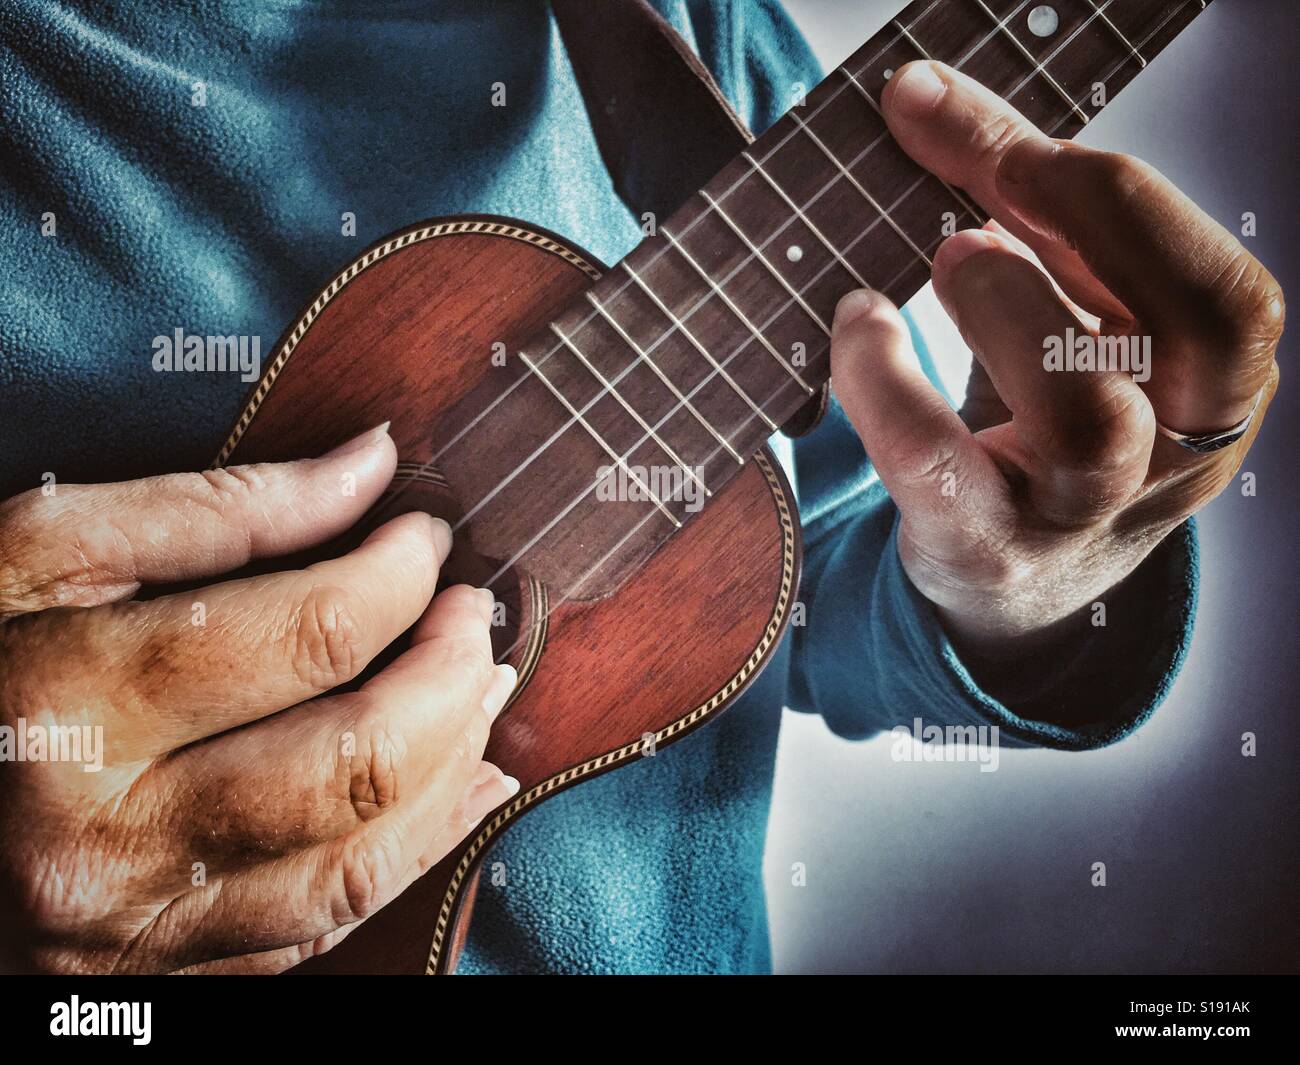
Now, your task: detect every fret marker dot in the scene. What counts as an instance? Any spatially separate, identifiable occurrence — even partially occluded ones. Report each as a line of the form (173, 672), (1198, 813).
(1027, 5), (1059, 37)
(786, 245), (803, 263)
(883, 68), (894, 81)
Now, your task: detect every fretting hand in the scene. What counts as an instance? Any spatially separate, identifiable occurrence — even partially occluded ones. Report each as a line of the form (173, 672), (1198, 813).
(830, 61), (1282, 662)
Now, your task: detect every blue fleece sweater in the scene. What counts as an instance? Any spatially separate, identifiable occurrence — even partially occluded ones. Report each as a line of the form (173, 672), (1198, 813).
(0, 0), (1197, 973)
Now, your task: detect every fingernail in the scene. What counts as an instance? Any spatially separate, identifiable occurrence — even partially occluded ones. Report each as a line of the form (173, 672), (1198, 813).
(934, 229), (1009, 273)
(481, 663), (518, 721)
(886, 61), (946, 118)
(834, 289), (881, 328)
(321, 420), (391, 459)
(998, 136), (1062, 187)
(430, 517), (453, 562)
(464, 771), (520, 825)
(476, 587), (495, 623)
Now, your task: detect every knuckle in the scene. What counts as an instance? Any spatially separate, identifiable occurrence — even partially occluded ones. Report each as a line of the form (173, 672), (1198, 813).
(0, 487), (41, 541)
(0, 491), (52, 608)
(289, 585), (364, 688)
(12, 843), (102, 937)
(194, 465), (270, 511)
(890, 406), (967, 493)
(976, 115), (1028, 173)
(1093, 150), (1156, 207)
(288, 926), (350, 967)
(1218, 255), (1286, 357)
(457, 703), (491, 760)
(901, 441), (962, 491)
(343, 707), (409, 822)
(334, 830), (403, 925)
(434, 634), (494, 683)
(1046, 387), (1152, 476)
(441, 583), (487, 617)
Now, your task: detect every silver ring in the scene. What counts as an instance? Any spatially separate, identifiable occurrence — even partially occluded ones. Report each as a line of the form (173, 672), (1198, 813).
(1155, 390), (1263, 455)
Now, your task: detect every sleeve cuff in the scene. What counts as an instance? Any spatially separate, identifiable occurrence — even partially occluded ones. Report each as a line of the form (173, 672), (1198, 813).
(882, 518), (1200, 751)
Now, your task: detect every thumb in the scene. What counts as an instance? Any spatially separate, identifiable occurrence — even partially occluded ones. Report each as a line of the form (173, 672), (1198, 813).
(830, 290), (1005, 551)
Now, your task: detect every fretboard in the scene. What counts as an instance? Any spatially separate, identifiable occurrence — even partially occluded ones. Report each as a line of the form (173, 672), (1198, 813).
(533, 0), (1208, 488)
(434, 0), (1213, 600)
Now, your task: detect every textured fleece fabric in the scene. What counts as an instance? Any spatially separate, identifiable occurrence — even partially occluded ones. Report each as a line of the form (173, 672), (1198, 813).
(0, 0), (1198, 973)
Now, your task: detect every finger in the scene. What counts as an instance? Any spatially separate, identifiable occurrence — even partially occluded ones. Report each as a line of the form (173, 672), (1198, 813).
(995, 135), (1284, 432)
(10, 510), (453, 761)
(171, 920), (362, 975)
(0, 423), (397, 619)
(410, 582), (496, 649)
(983, 219), (1101, 332)
(134, 585), (514, 880)
(931, 231), (1155, 524)
(132, 739), (518, 972)
(171, 762), (517, 974)
(881, 61), (1132, 324)
(882, 61), (1284, 432)
(830, 289), (1010, 556)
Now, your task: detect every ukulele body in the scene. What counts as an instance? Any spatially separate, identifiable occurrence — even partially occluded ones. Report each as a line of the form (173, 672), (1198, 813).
(217, 216), (801, 974)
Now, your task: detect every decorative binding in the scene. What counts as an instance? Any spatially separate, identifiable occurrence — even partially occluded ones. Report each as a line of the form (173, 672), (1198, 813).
(425, 447), (798, 974)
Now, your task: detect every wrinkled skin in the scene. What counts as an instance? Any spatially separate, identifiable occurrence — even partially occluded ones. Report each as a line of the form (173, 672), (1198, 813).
(0, 426), (519, 973)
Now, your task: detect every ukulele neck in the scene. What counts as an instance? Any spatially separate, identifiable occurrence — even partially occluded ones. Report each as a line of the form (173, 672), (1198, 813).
(534, 0), (1210, 481)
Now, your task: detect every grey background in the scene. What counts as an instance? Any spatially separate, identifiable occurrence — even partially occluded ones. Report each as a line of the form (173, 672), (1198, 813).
(765, 0), (1299, 973)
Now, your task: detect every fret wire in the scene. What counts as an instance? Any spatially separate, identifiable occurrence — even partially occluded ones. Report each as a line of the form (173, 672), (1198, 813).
(621, 128), (916, 398)
(517, 352), (681, 528)
(477, 185), (939, 591)
(950, 0), (1033, 67)
(550, 322), (711, 496)
(883, 0), (1132, 143)
(450, 305), (733, 534)
(1061, 1), (1205, 122)
(659, 226), (816, 394)
(603, 136), (940, 439)
(483, 362), (811, 619)
(1082, 0), (1147, 67)
(483, 0), (1210, 623)
(585, 290), (745, 463)
(993, 0), (1139, 127)
(620, 259), (780, 430)
(836, 65), (986, 226)
(421, 3), (946, 470)
(699, 189), (832, 336)
(614, 167), (942, 480)
(511, 0), (1171, 512)
(962, 4), (1091, 125)
(845, 0), (1038, 226)
(607, 132), (907, 428)
(486, 240), (942, 642)
(465, 147), (906, 518)
(787, 109), (935, 269)
(415, 0), (1196, 542)
(742, 149), (873, 289)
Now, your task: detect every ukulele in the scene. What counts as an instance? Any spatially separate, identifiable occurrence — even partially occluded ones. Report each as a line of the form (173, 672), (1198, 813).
(213, 0), (1215, 973)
